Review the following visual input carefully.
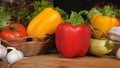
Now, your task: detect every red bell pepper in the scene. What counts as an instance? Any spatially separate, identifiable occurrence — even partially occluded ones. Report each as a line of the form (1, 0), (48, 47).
(55, 11), (91, 58)
(117, 18), (120, 26)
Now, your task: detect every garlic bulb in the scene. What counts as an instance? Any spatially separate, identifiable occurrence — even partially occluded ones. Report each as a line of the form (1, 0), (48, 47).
(116, 48), (120, 59)
(0, 38), (7, 58)
(6, 47), (24, 64)
(108, 26), (120, 41)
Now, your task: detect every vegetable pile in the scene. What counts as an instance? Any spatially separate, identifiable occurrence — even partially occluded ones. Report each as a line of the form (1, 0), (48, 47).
(87, 4), (120, 57)
(0, 0), (120, 62)
(87, 5), (119, 38)
(0, 0), (67, 29)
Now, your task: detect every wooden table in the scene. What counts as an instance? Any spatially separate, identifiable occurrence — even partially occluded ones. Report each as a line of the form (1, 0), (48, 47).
(0, 59), (7, 68)
(8, 54), (120, 68)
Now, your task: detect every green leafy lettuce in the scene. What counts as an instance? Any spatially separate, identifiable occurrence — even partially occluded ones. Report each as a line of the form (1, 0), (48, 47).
(0, 6), (12, 30)
(87, 5), (116, 21)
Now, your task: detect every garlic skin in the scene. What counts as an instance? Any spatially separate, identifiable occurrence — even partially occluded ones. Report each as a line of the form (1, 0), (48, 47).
(0, 39), (7, 58)
(108, 26), (120, 41)
(116, 48), (120, 59)
(6, 47), (24, 64)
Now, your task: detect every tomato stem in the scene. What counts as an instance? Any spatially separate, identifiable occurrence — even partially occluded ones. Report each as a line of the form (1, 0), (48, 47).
(9, 26), (19, 32)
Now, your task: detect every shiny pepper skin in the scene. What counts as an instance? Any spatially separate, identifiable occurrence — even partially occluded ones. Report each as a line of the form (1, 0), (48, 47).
(91, 14), (118, 37)
(55, 23), (91, 58)
(27, 7), (63, 37)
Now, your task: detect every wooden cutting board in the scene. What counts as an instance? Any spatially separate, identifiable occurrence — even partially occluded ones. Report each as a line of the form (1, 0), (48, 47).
(9, 54), (120, 68)
(0, 59), (7, 68)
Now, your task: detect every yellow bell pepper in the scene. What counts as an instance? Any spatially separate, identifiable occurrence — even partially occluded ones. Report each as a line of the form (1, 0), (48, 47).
(91, 14), (118, 38)
(27, 7), (63, 37)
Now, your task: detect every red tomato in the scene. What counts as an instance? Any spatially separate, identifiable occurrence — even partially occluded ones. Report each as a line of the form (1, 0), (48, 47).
(0, 23), (27, 43)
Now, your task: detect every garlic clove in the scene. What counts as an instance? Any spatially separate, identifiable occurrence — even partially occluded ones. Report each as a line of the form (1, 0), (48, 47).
(0, 39), (7, 58)
(116, 48), (120, 59)
(110, 35), (120, 42)
(6, 47), (24, 64)
(108, 26), (120, 41)
(0, 45), (7, 58)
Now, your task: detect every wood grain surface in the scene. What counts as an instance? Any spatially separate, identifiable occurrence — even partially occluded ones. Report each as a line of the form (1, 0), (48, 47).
(9, 54), (120, 68)
(0, 59), (7, 68)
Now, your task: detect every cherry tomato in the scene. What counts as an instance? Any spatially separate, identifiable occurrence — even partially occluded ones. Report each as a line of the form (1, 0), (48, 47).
(0, 23), (27, 43)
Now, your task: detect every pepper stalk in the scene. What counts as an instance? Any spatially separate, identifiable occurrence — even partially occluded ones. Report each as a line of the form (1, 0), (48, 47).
(65, 10), (88, 26)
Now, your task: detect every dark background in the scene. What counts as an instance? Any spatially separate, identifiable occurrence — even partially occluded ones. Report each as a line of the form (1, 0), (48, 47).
(54, 0), (120, 14)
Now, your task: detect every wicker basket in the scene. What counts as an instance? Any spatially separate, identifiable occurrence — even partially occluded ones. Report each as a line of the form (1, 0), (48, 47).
(89, 24), (120, 56)
(1, 34), (55, 57)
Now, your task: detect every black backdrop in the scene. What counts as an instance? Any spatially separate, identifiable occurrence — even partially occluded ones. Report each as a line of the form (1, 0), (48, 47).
(54, 0), (120, 14)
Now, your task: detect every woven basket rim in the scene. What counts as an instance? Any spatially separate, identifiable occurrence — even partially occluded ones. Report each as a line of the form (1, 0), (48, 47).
(1, 35), (55, 46)
(1, 35), (55, 57)
(86, 21), (120, 45)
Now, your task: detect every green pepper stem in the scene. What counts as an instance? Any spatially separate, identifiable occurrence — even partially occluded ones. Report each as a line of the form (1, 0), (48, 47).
(105, 40), (114, 50)
(73, 10), (88, 26)
(65, 10), (88, 26)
